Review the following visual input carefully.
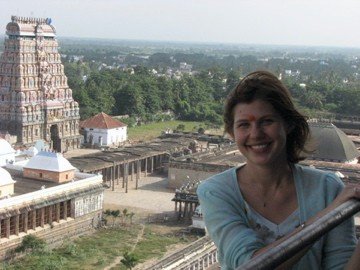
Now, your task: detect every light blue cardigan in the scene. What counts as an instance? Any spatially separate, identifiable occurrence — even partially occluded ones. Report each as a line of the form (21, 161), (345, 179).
(197, 164), (357, 270)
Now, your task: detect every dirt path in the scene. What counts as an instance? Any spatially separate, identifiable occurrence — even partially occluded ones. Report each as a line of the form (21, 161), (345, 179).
(103, 224), (145, 270)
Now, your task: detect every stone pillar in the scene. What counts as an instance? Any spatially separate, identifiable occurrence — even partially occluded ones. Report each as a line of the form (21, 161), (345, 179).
(32, 210), (36, 229)
(24, 210), (28, 233)
(136, 160), (140, 189)
(125, 163), (129, 193)
(64, 201), (68, 219)
(15, 215), (19, 236)
(41, 207), (45, 227)
(117, 164), (121, 185)
(159, 154), (163, 170)
(112, 163), (115, 191)
(184, 202), (188, 219)
(71, 199), (75, 218)
(175, 201), (178, 212)
(122, 164), (125, 188)
(179, 202), (182, 219)
(56, 203), (60, 222)
(144, 158), (148, 177)
(150, 156), (154, 173)
(5, 218), (10, 238)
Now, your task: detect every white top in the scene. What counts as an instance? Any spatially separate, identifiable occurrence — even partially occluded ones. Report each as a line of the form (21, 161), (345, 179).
(24, 151), (76, 172)
(0, 167), (16, 186)
(0, 139), (15, 155)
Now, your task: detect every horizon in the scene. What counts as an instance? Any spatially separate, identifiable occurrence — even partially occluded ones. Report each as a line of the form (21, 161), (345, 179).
(1, 0), (360, 49)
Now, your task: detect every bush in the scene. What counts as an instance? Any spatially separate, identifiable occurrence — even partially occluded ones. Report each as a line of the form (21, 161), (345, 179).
(15, 235), (46, 253)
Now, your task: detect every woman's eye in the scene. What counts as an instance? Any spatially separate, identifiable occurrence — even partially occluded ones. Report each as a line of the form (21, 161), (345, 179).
(237, 122), (249, 129)
(261, 119), (274, 125)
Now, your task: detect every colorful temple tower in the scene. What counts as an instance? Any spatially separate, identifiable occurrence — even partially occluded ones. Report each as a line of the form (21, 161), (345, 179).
(0, 16), (82, 152)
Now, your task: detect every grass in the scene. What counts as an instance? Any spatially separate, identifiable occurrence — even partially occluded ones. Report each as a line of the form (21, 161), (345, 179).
(127, 120), (206, 142)
(1, 224), (197, 270)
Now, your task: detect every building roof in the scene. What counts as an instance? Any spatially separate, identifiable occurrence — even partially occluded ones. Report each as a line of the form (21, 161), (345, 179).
(24, 151), (76, 172)
(0, 139), (15, 155)
(6, 16), (56, 37)
(308, 122), (360, 163)
(0, 167), (15, 186)
(80, 112), (126, 129)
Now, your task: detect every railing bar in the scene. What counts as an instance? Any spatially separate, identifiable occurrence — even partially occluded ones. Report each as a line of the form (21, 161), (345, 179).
(238, 199), (360, 270)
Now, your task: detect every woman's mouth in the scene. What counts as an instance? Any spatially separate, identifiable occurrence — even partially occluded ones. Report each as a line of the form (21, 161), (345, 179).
(247, 143), (271, 152)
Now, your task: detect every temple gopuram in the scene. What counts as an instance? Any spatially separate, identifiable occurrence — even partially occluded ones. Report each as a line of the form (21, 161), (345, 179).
(0, 16), (82, 152)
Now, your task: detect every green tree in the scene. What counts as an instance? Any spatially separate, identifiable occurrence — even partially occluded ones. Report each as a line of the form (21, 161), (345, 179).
(121, 251), (138, 270)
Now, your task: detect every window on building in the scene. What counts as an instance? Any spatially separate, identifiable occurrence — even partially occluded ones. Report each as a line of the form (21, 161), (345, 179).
(9, 216), (16, 235)
(27, 211), (34, 230)
(66, 200), (71, 218)
(39, 173), (43, 178)
(0, 219), (6, 238)
(18, 213), (25, 233)
(51, 205), (56, 222)
(35, 209), (42, 227)
(60, 202), (65, 220)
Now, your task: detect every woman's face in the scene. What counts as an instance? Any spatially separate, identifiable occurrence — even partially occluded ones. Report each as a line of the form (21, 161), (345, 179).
(231, 99), (288, 167)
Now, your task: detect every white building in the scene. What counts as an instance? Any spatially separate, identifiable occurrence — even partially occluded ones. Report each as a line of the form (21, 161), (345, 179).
(80, 112), (127, 147)
(0, 167), (15, 199)
(0, 138), (15, 166)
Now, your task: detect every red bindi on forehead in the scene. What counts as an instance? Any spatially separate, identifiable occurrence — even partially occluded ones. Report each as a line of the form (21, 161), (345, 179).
(247, 114), (256, 121)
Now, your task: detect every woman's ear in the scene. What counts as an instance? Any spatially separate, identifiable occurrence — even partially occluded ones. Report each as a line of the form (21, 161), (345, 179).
(286, 122), (295, 134)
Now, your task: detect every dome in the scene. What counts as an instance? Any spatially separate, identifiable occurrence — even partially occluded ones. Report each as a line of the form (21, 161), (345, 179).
(0, 167), (15, 186)
(0, 139), (15, 155)
(308, 122), (360, 163)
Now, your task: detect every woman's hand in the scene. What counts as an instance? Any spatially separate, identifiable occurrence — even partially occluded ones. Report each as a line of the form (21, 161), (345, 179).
(332, 184), (360, 207)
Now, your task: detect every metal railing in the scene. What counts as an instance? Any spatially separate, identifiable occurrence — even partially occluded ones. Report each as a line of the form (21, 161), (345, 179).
(238, 199), (360, 270)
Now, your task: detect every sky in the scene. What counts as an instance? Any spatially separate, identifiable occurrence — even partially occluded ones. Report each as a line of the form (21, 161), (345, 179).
(0, 0), (360, 48)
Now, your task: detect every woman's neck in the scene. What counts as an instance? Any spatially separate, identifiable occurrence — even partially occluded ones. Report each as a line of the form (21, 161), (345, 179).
(240, 162), (293, 189)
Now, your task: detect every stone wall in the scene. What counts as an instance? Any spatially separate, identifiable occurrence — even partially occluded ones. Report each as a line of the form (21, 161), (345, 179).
(0, 210), (102, 260)
(168, 161), (232, 189)
(23, 168), (74, 183)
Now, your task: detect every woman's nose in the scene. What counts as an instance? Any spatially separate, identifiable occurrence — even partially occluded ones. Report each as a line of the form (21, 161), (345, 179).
(249, 123), (263, 138)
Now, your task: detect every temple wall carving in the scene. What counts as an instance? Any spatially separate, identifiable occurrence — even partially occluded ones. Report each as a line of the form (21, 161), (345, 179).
(0, 16), (82, 151)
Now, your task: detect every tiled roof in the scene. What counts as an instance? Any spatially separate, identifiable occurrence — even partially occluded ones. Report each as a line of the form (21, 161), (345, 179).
(80, 112), (127, 129)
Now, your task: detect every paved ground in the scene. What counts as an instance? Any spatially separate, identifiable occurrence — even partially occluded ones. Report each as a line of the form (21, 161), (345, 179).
(103, 173), (176, 218)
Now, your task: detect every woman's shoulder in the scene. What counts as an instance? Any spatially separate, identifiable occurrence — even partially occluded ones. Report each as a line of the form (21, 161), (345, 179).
(294, 163), (344, 190)
(197, 166), (239, 195)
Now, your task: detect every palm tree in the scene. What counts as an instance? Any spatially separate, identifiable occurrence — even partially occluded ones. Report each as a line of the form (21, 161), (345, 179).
(121, 251), (138, 270)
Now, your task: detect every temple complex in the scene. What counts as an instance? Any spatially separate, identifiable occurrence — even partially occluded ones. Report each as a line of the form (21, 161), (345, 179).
(0, 16), (82, 152)
(0, 151), (104, 260)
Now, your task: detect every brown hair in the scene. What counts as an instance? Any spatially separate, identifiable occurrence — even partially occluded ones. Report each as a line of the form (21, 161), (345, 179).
(224, 70), (309, 163)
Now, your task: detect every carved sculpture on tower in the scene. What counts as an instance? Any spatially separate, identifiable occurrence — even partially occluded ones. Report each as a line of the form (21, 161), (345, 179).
(0, 16), (82, 152)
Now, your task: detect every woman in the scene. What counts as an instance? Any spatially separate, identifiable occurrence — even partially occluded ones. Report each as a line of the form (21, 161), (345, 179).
(197, 70), (360, 269)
